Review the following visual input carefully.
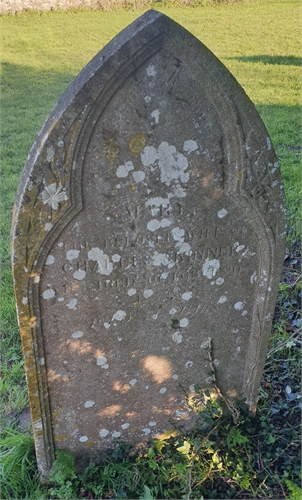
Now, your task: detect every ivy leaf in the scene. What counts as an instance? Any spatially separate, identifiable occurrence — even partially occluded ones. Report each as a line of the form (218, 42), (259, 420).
(176, 440), (191, 456)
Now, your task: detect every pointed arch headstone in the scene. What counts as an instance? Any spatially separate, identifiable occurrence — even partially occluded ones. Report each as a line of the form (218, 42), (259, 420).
(11, 10), (286, 476)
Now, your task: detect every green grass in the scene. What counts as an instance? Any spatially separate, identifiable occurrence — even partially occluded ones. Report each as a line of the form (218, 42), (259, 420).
(0, 0), (301, 497)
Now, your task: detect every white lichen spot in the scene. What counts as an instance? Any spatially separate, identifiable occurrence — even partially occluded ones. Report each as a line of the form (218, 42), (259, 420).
(46, 146), (55, 162)
(250, 272), (257, 284)
(44, 222), (53, 232)
(112, 431), (121, 438)
(33, 419), (42, 430)
(146, 64), (156, 77)
(218, 296), (227, 304)
(57, 297), (64, 302)
(152, 252), (174, 268)
(265, 313), (271, 320)
(84, 400), (95, 408)
(66, 298), (77, 309)
(97, 356), (108, 367)
(121, 423), (130, 430)
(174, 185), (187, 198)
(169, 308), (177, 316)
(179, 318), (188, 327)
(217, 208), (228, 219)
(160, 273), (168, 280)
(200, 337), (211, 349)
(241, 310), (248, 316)
(129, 379), (137, 386)
(216, 277), (224, 285)
(112, 310), (126, 321)
(147, 218), (172, 232)
(171, 227), (191, 255)
(266, 137), (272, 150)
(144, 95), (151, 103)
(41, 183), (68, 210)
(172, 374), (179, 380)
(104, 322), (110, 329)
(45, 255), (55, 265)
(87, 247), (113, 275)
(66, 249), (80, 261)
(141, 145), (158, 167)
(39, 358), (45, 366)
(202, 258), (220, 279)
(112, 254), (121, 263)
(234, 242), (245, 253)
(141, 142), (189, 186)
(100, 429), (109, 437)
(145, 197), (169, 208)
(72, 331), (84, 339)
(206, 376), (213, 384)
(176, 410), (187, 417)
(213, 359), (220, 366)
(151, 109), (160, 124)
(43, 289), (55, 300)
(234, 302), (244, 310)
(116, 161), (134, 178)
(143, 289), (153, 298)
(80, 436), (88, 442)
(183, 139), (198, 154)
(268, 287), (272, 292)
(181, 291), (192, 301)
(185, 361), (193, 368)
(237, 347), (241, 352)
(142, 428), (151, 435)
(159, 387), (167, 394)
(149, 421), (156, 427)
(22, 297), (28, 305)
(172, 331), (183, 344)
(132, 171), (145, 183)
(127, 288), (136, 296)
(172, 227), (184, 241)
(73, 269), (86, 281)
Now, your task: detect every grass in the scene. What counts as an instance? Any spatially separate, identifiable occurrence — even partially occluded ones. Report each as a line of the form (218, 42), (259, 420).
(0, 0), (301, 497)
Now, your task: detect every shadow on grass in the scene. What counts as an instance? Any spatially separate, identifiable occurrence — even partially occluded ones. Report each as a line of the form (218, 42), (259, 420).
(1, 62), (75, 147)
(226, 55), (301, 66)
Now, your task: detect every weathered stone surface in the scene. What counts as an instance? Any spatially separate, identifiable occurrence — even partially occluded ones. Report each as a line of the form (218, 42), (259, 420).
(11, 10), (286, 476)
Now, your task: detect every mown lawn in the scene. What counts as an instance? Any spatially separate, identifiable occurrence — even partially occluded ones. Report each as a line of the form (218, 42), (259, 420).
(0, 0), (301, 498)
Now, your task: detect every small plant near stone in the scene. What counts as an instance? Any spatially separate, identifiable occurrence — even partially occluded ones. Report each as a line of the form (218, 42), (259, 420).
(1, 361), (301, 499)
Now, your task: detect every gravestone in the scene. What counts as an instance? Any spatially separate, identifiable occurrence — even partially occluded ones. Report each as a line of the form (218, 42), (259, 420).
(11, 10), (286, 476)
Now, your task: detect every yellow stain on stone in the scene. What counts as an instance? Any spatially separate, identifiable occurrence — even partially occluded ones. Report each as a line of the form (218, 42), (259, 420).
(54, 435), (67, 442)
(130, 184), (136, 192)
(29, 316), (37, 327)
(128, 134), (147, 156)
(84, 440), (94, 448)
(104, 137), (120, 168)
